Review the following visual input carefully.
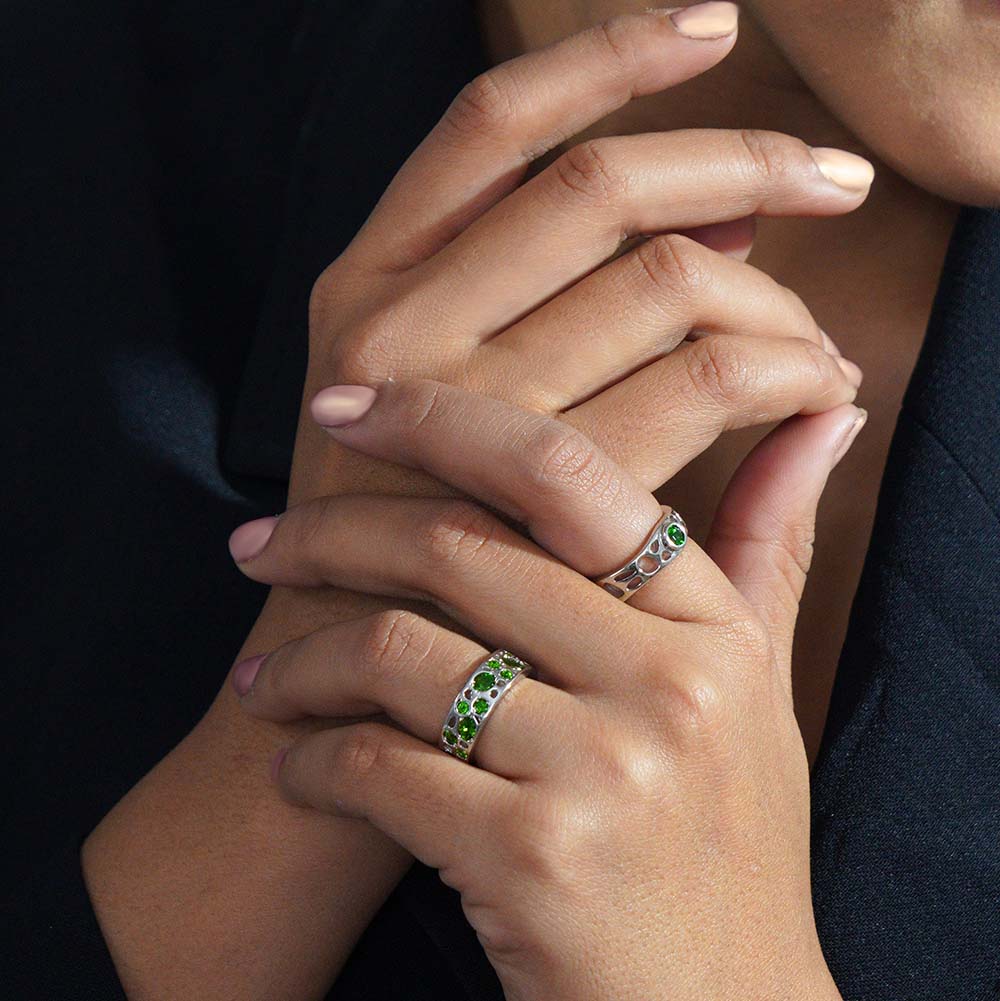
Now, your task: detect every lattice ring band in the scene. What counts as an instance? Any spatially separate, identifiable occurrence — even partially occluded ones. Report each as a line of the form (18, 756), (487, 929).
(593, 506), (688, 601)
(439, 651), (532, 764)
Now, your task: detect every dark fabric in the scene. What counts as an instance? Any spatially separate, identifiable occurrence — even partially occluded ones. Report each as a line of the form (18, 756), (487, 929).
(811, 205), (1000, 1000)
(2, 1), (997, 999)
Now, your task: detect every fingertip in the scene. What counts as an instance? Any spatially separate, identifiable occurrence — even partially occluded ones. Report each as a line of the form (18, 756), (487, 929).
(229, 516), (279, 564)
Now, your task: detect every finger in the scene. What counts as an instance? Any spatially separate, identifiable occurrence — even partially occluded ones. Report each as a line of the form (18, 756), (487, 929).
(274, 722), (515, 873)
(476, 232), (848, 409)
(229, 495), (719, 689)
(563, 333), (860, 487)
(309, 379), (743, 625)
(405, 129), (873, 344)
(346, 5), (740, 271)
(705, 403), (868, 679)
(676, 215), (757, 262)
(235, 610), (581, 778)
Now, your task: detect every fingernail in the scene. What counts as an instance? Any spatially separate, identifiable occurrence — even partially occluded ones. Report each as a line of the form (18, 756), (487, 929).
(310, 385), (377, 429)
(270, 747), (289, 783)
(232, 654), (266, 697)
(228, 516), (279, 563)
(668, 2), (739, 39)
(819, 329), (842, 358)
(836, 356), (864, 388)
(809, 147), (875, 193)
(832, 408), (867, 467)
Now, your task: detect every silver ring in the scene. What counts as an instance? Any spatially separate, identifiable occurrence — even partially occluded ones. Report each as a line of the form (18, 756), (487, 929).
(439, 650), (531, 764)
(593, 506), (687, 600)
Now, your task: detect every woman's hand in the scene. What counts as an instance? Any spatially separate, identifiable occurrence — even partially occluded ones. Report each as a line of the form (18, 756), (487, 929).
(84, 8), (872, 998)
(230, 379), (863, 1000)
(293, 1), (871, 512)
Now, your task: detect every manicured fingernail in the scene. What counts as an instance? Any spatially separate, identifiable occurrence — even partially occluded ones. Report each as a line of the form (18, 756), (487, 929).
(310, 385), (377, 428)
(270, 747), (289, 783)
(819, 329), (842, 358)
(809, 147), (875, 193)
(668, 2), (739, 39)
(228, 516), (279, 563)
(232, 654), (265, 697)
(836, 357), (864, 388)
(832, 409), (867, 467)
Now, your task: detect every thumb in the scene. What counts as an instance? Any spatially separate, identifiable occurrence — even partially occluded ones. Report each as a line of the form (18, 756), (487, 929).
(705, 404), (867, 676)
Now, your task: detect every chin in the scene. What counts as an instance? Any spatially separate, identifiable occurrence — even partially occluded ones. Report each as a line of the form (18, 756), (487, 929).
(865, 101), (1000, 208)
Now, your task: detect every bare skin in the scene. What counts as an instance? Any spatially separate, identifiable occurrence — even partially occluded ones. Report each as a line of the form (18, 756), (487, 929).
(81, 3), (977, 999)
(480, 0), (958, 757)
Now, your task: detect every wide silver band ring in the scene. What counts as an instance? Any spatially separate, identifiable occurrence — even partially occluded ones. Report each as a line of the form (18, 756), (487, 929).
(439, 650), (531, 764)
(593, 506), (687, 601)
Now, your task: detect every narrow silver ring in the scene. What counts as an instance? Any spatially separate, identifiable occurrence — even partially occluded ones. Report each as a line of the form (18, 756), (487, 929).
(439, 650), (532, 764)
(593, 506), (688, 601)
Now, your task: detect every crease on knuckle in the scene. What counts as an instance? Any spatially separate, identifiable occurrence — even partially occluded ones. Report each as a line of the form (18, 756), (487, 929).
(420, 501), (502, 575)
(446, 70), (521, 141)
(683, 336), (753, 410)
(525, 423), (621, 508)
(595, 15), (641, 74)
(363, 609), (427, 684)
(635, 234), (710, 307)
(736, 128), (802, 187)
(288, 496), (339, 573)
(552, 139), (624, 208)
(336, 724), (389, 786)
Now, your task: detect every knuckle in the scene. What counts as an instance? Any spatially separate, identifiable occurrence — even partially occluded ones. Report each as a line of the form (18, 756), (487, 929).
(660, 670), (734, 741)
(287, 495), (339, 565)
(511, 796), (590, 880)
(716, 613), (775, 668)
(521, 421), (621, 507)
(360, 610), (429, 685)
(334, 724), (390, 784)
(635, 233), (711, 304)
(595, 15), (641, 71)
(798, 337), (839, 386)
(446, 70), (521, 140)
(552, 139), (627, 207)
(325, 311), (400, 384)
(735, 128), (806, 185)
(418, 500), (503, 574)
(683, 336), (754, 408)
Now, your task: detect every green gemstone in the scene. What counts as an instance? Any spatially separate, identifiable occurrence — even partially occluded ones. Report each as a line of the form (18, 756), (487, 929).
(457, 717), (478, 740)
(473, 698), (490, 714)
(456, 700), (470, 715)
(486, 658), (502, 670)
(501, 653), (521, 666)
(456, 749), (469, 760)
(472, 671), (496, 691)
(443, 730), (457, 746)
(667, 523), (686, 547)
(499, 668), (514, 681)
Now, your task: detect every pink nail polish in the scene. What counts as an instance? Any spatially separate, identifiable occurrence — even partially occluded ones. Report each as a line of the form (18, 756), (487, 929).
(228, 516), (279, 563)
(232, 654), (266, 697)
(270, 747), (289, 783)
(310, 385), (377, 428)
(832, 409), (867, 467)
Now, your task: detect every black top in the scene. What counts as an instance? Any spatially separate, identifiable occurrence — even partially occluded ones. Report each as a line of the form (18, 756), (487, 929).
(2, 2), (998, 999)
